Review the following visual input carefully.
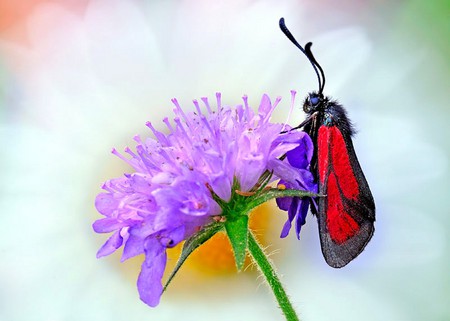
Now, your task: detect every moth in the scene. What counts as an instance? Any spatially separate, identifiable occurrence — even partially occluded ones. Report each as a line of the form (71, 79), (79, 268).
(280, 18), (375, 268)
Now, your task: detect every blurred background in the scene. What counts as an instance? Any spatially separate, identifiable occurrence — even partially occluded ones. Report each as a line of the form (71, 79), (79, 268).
(1, 0), (449, 320)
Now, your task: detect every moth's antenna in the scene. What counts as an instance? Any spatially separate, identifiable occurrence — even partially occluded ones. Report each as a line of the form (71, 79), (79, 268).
(304, 42), (326, 94)
(279, 18), (325, 94)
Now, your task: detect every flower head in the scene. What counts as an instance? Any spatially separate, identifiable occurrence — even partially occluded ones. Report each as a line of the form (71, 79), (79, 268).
(93, 92), (315, 307)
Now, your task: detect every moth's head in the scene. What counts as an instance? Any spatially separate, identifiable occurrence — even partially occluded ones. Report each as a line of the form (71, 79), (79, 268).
(303, 92), (324, 113)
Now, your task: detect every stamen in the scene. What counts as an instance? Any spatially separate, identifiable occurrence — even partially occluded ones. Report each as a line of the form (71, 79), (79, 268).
(162, 117), (174, 133)
(263, 95), (281, 123)
(173, 117), (193, 146)
(171, 98), (190, 125)
(146, 121), (169, 146)
(242, 95), (250, 119)
(101, 182), (114, 193)
(215, 92), (222, 112)
(199, 114), (215, 137)
(201, 97), (212, 114)
(281, 90), (297, 133)
(193, 99), (203, 116)
(111, 148), (134, 167)
(125, 147), (138, 158)
(135, 145), (160, 173)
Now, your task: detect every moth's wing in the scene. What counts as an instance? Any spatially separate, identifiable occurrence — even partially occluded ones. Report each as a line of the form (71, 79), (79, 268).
(316, 125), (375, 268)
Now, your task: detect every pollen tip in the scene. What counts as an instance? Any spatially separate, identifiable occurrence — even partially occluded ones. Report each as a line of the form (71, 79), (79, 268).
(200, 96), (210, 109)
(242, 95), (249, 111)
(171, 98), (182, 110)
(215, 92), (222, 109)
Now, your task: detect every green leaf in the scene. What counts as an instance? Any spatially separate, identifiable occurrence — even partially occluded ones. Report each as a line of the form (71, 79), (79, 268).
(163, 222), (223, 292)
(225, 215), (249, 271)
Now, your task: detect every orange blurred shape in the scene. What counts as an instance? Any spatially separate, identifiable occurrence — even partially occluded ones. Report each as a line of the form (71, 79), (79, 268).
(166, 201), (283, 276)
(0, 0), (89, 43)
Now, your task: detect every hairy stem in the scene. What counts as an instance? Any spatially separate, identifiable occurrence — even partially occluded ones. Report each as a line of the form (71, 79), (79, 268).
(247, 231), (300, 321)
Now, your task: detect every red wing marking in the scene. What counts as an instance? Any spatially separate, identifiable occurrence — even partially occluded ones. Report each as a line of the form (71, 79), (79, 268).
(317, 126), (330, 183)
(318, 126), (361, 244)
(326, 172), (359, 244)
(329, 126), (359, 200)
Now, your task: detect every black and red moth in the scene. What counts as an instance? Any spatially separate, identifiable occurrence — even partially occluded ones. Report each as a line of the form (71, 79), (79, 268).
(279, 18), (375, 268)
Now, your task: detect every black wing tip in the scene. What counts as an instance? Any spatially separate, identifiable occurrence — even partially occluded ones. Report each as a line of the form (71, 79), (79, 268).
(322, 222), (375, 268)
(327, 259), (349, 269)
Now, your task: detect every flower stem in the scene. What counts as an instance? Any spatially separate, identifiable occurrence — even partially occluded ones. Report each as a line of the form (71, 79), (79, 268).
(247, 231), (300, 321)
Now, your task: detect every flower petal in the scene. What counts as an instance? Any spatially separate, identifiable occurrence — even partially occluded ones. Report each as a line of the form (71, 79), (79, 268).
(295, 199), (310, 239)
(95, 193), (119, 215)
(279, 200), (296, 239)
(137, 237), (167, 307)
(92, 218), (125, 233)
(121, 231), (144, 262)
(210, 173), (232, 201)
(286, 134), (314, 169)
(275, 180), (293, 211)
(96, 230), (123, 258)
(160, 225), (185, 248)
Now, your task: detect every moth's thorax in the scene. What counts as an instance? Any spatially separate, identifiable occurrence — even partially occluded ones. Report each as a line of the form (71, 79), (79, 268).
(303, 91), (354, 136)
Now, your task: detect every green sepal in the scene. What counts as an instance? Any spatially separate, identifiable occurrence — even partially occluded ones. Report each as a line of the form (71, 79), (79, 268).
(163, 222), (224, 292)
(225, 215), (249, 271)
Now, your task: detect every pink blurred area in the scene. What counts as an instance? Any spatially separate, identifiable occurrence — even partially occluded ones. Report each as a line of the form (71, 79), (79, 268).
(0, 1), (89, 43)
(0, 1), (88, 31)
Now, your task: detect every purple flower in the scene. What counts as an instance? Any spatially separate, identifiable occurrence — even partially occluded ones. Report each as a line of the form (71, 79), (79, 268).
(93, 92), (314, 307)
(274, 132), (317, 239)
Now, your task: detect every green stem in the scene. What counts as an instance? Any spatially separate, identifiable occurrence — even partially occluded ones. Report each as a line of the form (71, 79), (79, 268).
(247, 231), (300, 321)
(248, 188), (320, 211)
